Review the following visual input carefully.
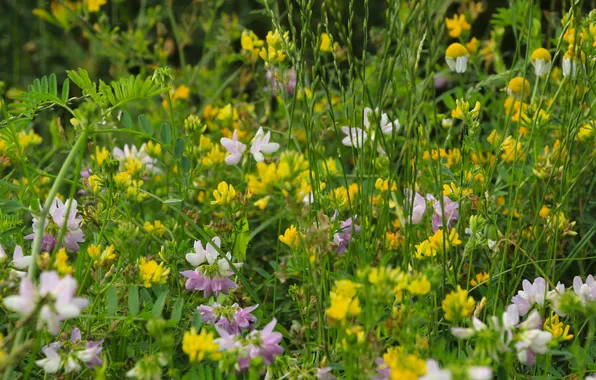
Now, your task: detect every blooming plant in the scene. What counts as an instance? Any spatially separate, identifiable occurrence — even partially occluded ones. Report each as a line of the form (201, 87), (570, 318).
(0, 0), (595, 378)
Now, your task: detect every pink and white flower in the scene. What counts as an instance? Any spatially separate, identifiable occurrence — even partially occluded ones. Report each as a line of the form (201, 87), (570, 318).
(250, 127), (280, 162)
(220, 130), (247, 165)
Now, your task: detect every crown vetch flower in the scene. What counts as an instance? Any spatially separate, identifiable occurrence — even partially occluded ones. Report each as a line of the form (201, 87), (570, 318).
(220, 130), (247, 165)
(4, 271), (88, 335)
(250, 127), (280, 162)
(25, 197), (85, 252)
(182, 237), (243, 298)
(198, 302), (258, 335)
(510, 277), (547, 316)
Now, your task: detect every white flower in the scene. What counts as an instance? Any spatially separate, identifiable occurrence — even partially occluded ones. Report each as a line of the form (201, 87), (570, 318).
(562, 57), (577, 78)
(340, 107), (400, 155)
(532, 59), (551, 77)
(250, 127), (280, 162)
(547, 282), (566, 316)
(36, 344), (62, 373)
(64, 356), (81, 373)
(0, 244), (6, 262)
(340, 126), (367, 148)
(446, 56), (468, 73)
(217, 252), (243, 275)
(467, 367), (493, 380)
(11, 245), (32, 270)
(451, 316), (486, 339)
(220, 130), (247, 165)
(515, 329), (552, 364)
(573, 275), (596, 305)
(3, 276), (38, 316)
(113, 144), (158, 173)
(420, 359), (452, 380)
(363, 107), (400, 135)
(186, 237), (221, 267)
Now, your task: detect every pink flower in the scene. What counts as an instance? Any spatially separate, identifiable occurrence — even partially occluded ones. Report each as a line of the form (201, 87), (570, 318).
(511, 277), (547, 316)
(25, 197), (85, 252)
(4, 271), (88, 335)
(220, 130), (247, 165)
(198, 303), (258, 335)
(403, 190), (426, 224)
(11, 245), (33, 270)
(250, 127), (280, 162)
(245, 318), (284, 366)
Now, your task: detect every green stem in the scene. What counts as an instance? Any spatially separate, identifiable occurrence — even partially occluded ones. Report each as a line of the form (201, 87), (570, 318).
(3, 128), (88, 380)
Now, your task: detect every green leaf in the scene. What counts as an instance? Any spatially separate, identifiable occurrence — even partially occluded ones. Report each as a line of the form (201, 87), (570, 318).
(180, 156), (191, 172)
(174, 138), (185, 157)
(138, 114), (153, 134)
(152, 290), (169, 317)
(232, 216), (250, 262)
(120, 111), (134, 130)
(140, 288), (153, 308)
(107, 287), (118, 315)
(128, 286), (140, 316)
(160, 123), (172, 145)
(442, 94), (455, 109)
(61, 78), (70, 103)
(49, 73), (57, 96)
(0, 200), (25, 212)
(170, 298), (184, 323)
(193, 311), (203, 330)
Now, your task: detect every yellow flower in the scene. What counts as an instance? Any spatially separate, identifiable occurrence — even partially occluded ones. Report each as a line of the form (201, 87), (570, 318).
(54, 248), (73, 275)
(98, 245), (116, 266)
(241, 30), (264, 63)
(86, 0), (107, 13)
(124, 157), (144, 176)
(114, 171), (132, 189)
(320, 33), (332, 52)
(381, 347), (427, 380)
(91, 146), (110, 165)
(202, 145), (226, 167)
(87, 244), (102, 261)
(279, 225), (301, 249)
(442, 286), (474, 322)
(500, 136), (525, 163)
(259, 30), (289, 64)
(211, 181), (237, 206)
(470, 272), (490, 287)
(466, 37), (479, 54)
(172, 85), (190, 101)
(507, 77), (531, 98)
(18, 130), (42, 149)
(375, 178), (397, 193)
(334, 280), (361, 298)
(577, 123), (594, 142)
(254, 196), (270, 210)
(144, 220), (166, 238)
(87, 174), (102, 193)
(408, 277), (431, 295)
(415, 240), (435, 259)
(539, 205), (551, 218)
(182, 328), (221, 362)
(326, 291), (361, 322)
(543, 313), (573, 342)
(138, 258), (170, 288)
(428, 228), (462, 252)
(146, 141), (162, 157)
(445, 14), (471, 38)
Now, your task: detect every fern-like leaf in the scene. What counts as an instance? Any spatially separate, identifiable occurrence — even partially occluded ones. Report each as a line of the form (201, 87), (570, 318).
(66, 68), (101, 103)
(98, 74), (166, 109)
(6, 73), (69, 123)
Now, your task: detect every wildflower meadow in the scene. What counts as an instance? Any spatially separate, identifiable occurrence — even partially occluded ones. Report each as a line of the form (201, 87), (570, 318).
(1, 0), (596, 378)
